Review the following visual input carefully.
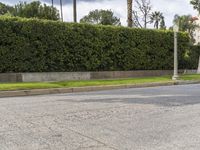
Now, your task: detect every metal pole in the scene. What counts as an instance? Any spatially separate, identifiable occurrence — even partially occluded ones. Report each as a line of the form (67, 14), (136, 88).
(73, 0), (77, 22)
(172, 31), (179, 80)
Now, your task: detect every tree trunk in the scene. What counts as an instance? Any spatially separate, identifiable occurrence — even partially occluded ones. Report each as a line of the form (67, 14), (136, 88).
(51, 0), (54, 19)
(60, 0), (63, 21)
(144, 11), (147, 28)
(52, 0), (54, 7)
(156, 22), (158, 29)
(144, 18), (147, 28)
(73, 0), (77, 22)
(197, 56), (200, 74)
(127, 0), (133, 27)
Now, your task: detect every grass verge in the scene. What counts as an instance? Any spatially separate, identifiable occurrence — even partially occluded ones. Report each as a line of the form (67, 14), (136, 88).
(179, 74), (200, 81)
(0, 74), (199, 91)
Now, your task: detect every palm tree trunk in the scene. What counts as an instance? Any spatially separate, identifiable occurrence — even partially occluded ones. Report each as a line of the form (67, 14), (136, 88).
(51, 0), (54, 20)
(60, 0), (63, 21)
(156, 22), (158, 29)
(197, 56), (200, 74)
(127, 0), (133, 27)
(73, 0), (77, 22)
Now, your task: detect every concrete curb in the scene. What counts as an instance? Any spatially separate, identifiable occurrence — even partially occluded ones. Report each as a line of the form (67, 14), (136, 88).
(0, 80), (200, 98)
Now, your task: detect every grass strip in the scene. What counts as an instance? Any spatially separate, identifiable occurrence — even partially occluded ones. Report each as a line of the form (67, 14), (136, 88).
(0, 74), (199, 91)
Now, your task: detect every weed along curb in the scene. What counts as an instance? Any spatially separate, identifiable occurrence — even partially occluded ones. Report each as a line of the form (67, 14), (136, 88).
(0, 80), (200, 98)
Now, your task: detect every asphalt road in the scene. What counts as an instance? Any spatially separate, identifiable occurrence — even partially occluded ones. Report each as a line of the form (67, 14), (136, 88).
(0, 84), (200, 150)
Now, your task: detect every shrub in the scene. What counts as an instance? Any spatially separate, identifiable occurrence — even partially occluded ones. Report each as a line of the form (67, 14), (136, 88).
(186, 45), (200, 69)
(0, 16), (190, 73)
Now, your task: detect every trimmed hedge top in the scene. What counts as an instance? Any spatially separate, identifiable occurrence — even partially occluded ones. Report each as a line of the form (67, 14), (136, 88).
(0, 16), (190, 73)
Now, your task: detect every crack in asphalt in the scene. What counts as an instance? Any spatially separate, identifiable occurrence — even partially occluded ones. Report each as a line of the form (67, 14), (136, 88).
(66, 127), (119, 150)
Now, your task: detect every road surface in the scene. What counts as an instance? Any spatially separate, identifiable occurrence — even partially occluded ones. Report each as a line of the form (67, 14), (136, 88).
(0, 84), (200, 150)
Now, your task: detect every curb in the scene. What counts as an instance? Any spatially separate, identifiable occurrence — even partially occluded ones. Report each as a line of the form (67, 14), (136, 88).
(0, 80), (200, 98)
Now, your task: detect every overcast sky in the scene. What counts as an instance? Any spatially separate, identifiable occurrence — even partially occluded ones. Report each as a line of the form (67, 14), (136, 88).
(1, 0), (198, 27)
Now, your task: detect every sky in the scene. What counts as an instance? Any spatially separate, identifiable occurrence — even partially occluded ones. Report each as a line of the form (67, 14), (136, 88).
(1, 0), (198, 27)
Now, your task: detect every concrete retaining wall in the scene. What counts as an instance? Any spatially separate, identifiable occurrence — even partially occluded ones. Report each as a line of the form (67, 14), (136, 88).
(22, 72), (90, 82)
(90, 70), (174, 79)
(0, 70), (196, 83)
(0, 73), (22, 83)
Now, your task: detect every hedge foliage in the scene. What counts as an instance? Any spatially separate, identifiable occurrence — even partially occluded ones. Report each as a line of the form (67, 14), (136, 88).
(186, 45), (200, 69)
(0, 16), (193, 73)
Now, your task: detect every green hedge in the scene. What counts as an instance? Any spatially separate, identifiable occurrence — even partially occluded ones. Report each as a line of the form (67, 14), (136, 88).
(186, 45), (200, 69)
(0, 16), (190, 72)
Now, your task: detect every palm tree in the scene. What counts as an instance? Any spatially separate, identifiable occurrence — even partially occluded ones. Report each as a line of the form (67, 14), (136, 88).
(174, 15), (189, 31)
(73, 0), (77, 22)
(60, 0), (63, 21)
(190, 0), (200, 74)
(160, 16), (166, 29)
(127, 0), (133, 27)
(51, 0), (54, 19)
(173, 14), (200, 73)
(51, 0), (53, 7)
(173, 15), (199, 38)
(150, 11), (163, 29)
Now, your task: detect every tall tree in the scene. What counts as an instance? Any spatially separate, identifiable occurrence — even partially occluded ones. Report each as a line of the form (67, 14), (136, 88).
(190, 0), (200, 73)
(160, 16), (166, 29)
(60, 0), (63, 21)
(12, 1), (60, 20)
(51, 0), (54, 18)
(173, 14), (198, 42)
(0, 2), (13, 15)
(80, 9), (121, 26)
(51, 0), (54, 8)
(133, 0), (152, 28)
(73, 0), (77, 22)
(127, 0), (133, 27)
(150, 11), (163, 29)
(190, 0), (200, 13)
